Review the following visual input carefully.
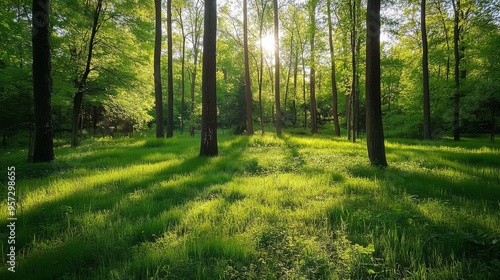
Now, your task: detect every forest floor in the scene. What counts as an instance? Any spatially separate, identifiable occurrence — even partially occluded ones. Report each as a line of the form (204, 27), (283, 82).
(1, 130), (500, 279)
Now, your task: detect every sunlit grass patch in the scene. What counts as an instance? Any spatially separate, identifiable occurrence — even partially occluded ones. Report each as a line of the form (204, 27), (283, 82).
(1, 132), (499, 278)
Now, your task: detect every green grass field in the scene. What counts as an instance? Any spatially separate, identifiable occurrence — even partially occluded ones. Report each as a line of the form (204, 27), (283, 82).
(1, 131), (499, 279)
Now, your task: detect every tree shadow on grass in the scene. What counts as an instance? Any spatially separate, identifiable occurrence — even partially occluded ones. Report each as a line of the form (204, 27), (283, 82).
(339, 140), (500, 277)
(0, 136), (254, 279)
(326, 178), (500, 279)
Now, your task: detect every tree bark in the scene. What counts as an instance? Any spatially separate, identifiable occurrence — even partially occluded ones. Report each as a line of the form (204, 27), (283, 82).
(365, 0), (387, 167)
(452, 0), (461, 141)
(309, 0), (318, 134)
(273, 0), (281, 135)
(421, 0), (431, 140)
(327, 0), (340, 137)
(178, 7), (186, 133)
(243, 0), (254, 135)
(167, 0), (174, 138)
(200, 0), (218, 157)
(32, 0), (54, 162)
(71, 0), (102, 147)
(154, 0), (164, 138)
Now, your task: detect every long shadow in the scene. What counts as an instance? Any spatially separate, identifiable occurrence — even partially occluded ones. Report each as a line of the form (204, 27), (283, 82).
(0, 136), (252, 278)
(326, 181), (500, 278)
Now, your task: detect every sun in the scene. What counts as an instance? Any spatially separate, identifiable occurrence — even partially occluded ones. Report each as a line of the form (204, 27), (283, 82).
(260, 34), (275, 53)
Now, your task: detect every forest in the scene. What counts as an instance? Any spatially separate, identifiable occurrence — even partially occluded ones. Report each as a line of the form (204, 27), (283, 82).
(1, 0), (500, 279)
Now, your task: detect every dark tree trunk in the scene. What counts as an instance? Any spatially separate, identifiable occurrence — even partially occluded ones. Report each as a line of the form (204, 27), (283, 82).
(243, 0), (254, 135)
(32, 0), (54, 162)
(421, 0), (431, 140)
(200, 0), (218, 157)
(273, 0), (281, 135)
(167, 0), (174, 138)
(365, 0), (387, 167)
(327, 0), (340, 137)
(71, 0), (102, 147)
(154, 0), (164, 138)
(452, 0), (461, 141)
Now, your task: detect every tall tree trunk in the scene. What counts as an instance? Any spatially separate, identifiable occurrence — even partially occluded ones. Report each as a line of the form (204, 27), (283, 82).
(292, 46), (299, 127)
(273, 0), (281, 135)
(189, 6), (202, 137)
(200, 0), (218, 157)
(421, 0), (431, 140)
(243, 0), (254, 135)
(349, 0), (358, 142)
(32, 0), (54, 162)
(302, 47), (307, 130)
(167, 0), (174, 138)
(256, 1), (268, 135)
(309, 0), (318, 134)
(154, 0), (164, 138)
(284, 33), (294, 126)
(178, 7), (186, 134)
(71, 0), (102, 147)
(327, 0), (340, 137)
(365, 0), (387, 167)
(435, 2), (451, 81)
(452, 0), (460, 141)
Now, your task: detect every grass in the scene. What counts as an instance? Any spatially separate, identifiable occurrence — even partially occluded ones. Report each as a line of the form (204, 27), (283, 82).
(1, 130), (499, 279)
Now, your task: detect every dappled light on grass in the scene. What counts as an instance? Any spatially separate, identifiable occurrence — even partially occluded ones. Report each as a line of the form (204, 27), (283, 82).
(1, 133), (499, 278)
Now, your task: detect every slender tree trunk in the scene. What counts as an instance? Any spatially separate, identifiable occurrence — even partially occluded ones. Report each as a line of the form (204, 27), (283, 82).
(32, 0), (54, 162)
(72, 0), (102, 147)
(309, 0), (318, 134)
(243, 0), (254, 135)
(178, 8), (186, 133)
(154, 0), (164, 138)
(421, 0), (431, 140)
(302, 48), (307, 130)
(273, 0), (281, 135)
(365, 0), (387, 166)
(259, 28), (265, 134)
(167, 0), (174, 138)
(452, 0), (460, 141)
(284, 33), (294, 126)
(292, 47), (299, 127)
(189, 7), (202, 137)
(349, 0), (358, 142)
(435, 2), (451, 81)
(200, 0), (218, 157)
(327, 0), (340, 137)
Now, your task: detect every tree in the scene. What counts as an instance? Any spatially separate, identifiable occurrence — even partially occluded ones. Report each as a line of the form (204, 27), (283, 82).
(451, 0), (462, 141)
(308, 0), (318, 134)
(327, 0), (341, 137)
(154, 0), (164, 138)
(167, 0), (174, 138)
(365, 0), (387, 166)
(32, 0), (54, 162)
(199, 0), (218, 157)
(70, 0), (103, 147)
(421, 0), (431, 139)
(254, 0), (270, 134)
(188, 0), (203, 137)
(243, 0), (254, 135)
(273, 0), (281, 135)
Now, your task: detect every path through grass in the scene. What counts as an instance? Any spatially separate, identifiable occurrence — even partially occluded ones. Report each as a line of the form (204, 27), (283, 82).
(1, 132), (499, 279)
